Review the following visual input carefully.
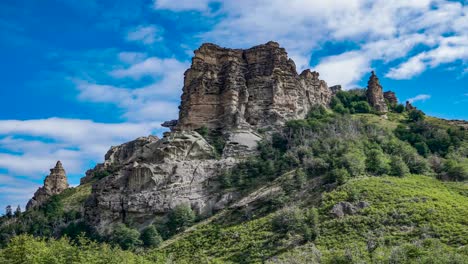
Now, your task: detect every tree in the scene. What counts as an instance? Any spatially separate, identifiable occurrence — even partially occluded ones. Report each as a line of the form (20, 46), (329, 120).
(14, 206), (21, 218)
(351, 101), (372, 113)
(408, 109), (425, 122)
(366, 149), (390, 175)
(5, 205), (12, 218)
(389, 156), (410, 177)
(110, 224), (142, 250)
(140, 225), (162, 248)
(168, 204), (196, 234)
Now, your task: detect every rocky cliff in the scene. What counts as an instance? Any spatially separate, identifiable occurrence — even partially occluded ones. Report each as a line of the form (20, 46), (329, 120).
(26, 161), (69, 210)
(83, 132), (242, 232)
(175, 41), (333, 131)
(78, 44), (398, 233)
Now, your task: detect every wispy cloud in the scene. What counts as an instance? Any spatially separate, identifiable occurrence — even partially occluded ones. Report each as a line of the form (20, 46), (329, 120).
(407, 94), (431, 104)
(153, 0), (213, 11)
(126, 25), (163, 45)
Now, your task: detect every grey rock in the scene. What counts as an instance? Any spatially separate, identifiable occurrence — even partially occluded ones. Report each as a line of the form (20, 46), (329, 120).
(83, 131), (239, 233)
(27, 161), (69, 210)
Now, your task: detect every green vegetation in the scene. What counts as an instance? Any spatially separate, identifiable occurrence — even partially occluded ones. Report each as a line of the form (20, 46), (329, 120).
(1, 90), (466, 263)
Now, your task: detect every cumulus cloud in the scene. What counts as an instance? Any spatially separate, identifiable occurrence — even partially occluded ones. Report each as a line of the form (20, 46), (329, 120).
(157, 0), (467, 88)
(407, 94), (431, 104)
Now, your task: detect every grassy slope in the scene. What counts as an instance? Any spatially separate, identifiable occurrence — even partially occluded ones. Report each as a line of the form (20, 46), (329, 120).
(57, 183), (92, 212)
(152, 175), (467, 263)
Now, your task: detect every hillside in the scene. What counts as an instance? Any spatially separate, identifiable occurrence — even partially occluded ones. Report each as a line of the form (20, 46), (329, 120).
(0, 42), (467, 264)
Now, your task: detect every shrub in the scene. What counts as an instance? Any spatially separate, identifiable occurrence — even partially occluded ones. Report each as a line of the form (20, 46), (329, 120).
(272, 206), (317, 241)
(140, 225), (162, 248)
(110, 224), (142, 250)
(365, 149), (390, 175)
(167, 204), (196, 235)
(389, 156), (410, 177)
(408, 109), (425, 122)
(327, 168), (350, 184)
(393, 104), (405, 113)
(351, 101), (372, 113)
(441, 160), (468, 181)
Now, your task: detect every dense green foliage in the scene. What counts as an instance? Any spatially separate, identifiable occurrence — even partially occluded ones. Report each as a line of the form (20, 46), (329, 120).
(144, 175), (468, 263)
(0, 235), (154, 264)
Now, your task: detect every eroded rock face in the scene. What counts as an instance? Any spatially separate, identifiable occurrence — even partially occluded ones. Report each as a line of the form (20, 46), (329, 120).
(26, 161), (69, 210)
(176, 41), (333, 131)
(84, 132), (238, 233)
(384, 91), (398, 106)
(366, 71), (388, 113)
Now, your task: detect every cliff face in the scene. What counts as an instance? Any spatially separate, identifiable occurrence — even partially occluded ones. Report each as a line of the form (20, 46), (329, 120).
(26, 161), (69, 210)
(176, 41), (333, 130)
(84, 132), (239, 232)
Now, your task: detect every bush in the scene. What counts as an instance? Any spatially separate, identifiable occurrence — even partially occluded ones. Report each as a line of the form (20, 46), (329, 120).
(389, 156), (410, 177)
(441, 160), (468, 181)
(272, 207), (318, 241)
(110, 224), (142, 250)
(327, 168), (350, 184)
(140, 225), (162, 248)
(366, 149), (390, 175)
(393, 104), (405, 113)
(408, 109), (425, 122)
(168, 204), (196, 235)
(351, 101), (372, 113)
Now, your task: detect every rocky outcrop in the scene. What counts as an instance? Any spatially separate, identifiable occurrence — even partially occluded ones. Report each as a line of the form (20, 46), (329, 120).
(330, 201), (370, 218)
(26, 161), (69, 210)
(81, 136), (159, 184)
(384, 91), (398, 106)
(406, 101), (415, 111)
(366, 71), (388, 113)
(176, 41), (333, 131)
(84, 132), (239, 232)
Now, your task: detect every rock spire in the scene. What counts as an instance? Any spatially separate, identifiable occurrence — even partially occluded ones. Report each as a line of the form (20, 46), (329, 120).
(366, 71), (388, 113)
(26, 161), (69, 210)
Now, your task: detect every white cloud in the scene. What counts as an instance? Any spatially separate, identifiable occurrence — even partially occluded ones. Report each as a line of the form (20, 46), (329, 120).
(174, 0), (468, 88)
(0, 118), (160, 175)
(407, 94), (431, 104)
(126, 25), (163, 45)
(110, 57), (186, 80)
(313, 51), (370, 88)
(0, 118), (162, 210)
(153, 0), (213, 11)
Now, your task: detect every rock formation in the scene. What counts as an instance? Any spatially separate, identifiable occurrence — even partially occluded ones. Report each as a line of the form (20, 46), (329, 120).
(384, 91), (398, 106)
(366, 71), (388, 113)
(26, 161), (69, 210)
(406, 101), (415, 111)
(84, 132), (239, 232)
(175, 41), (333, 131)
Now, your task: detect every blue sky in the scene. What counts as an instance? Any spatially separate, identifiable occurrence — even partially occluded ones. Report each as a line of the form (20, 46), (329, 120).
(0, 0), (467, 213)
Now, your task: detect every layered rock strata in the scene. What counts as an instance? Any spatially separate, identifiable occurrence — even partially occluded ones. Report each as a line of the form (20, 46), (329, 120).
(176, 41), (333, 131)
(26, 161), (69, 210)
